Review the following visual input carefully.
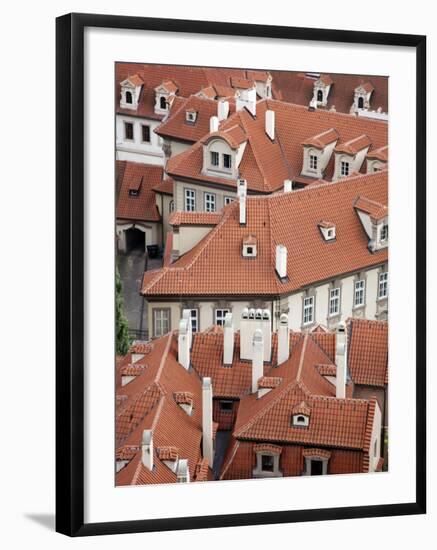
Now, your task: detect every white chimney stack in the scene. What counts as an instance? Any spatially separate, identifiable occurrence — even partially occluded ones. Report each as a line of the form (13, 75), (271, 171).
(218, 100), (229, 121)
(252, 330), (264, 393)
(278, 313), (290, 365)
(209, 115), (219, 133)
(223, 313), (234, 365)
(238, 178), (247, 225)
(178, 318), (190, 370)
(265, 109), (275, 140)
(182, 309), (193, 349)
(335, 322), (347, 398)
(236, 87), (257, 116)
(283, 179), (292, 193)
(141, 429), (153, 471)
(275, 245), (287, 279)
(202, 377), (214, 467)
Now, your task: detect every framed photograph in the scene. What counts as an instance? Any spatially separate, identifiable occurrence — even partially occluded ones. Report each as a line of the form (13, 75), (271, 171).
(56, 13), (426, 536)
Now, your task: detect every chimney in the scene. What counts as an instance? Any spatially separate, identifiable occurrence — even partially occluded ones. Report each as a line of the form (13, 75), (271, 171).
(335, 322), (347, 398)
(261, 309), (272, 362)
(141, 429), (153, 471)
(218, 100), (229, 121)
(236, 88), (257, 116)
(283, 179), (292, 193)
(277, 313), (290, 365)
(223, 312), (234, 366)
(176, 458), (190, 483)
(275, 244), (287, 279)
(252, 329), (264, 393)
(182, 309), (193, 349)
(238, 178), (247, 225)
(202, 377), (214, 467)
(178, 318), (190, 370)
(209, 115), (219, 133)
(265, 109), (275, 140)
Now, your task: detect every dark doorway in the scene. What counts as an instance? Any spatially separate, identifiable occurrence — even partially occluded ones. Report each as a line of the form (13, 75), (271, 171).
(125, 227), (145, 253)
(310, 460), (323, 476)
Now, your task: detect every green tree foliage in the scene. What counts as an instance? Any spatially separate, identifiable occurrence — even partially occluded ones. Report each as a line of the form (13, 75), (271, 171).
(116, 266), (130, 355)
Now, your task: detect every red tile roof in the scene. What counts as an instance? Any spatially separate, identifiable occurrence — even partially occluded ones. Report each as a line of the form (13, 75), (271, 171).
(367, 145), (388, 162)
(347, 319), (388, 387)
(169, 211), (222, 226)
(302, 128), (339, 149)
(354, 195), (388, 221)
(271, 71), (388, 114)
(116, 333), (211, 485)
(116, 63), (246, 120)
(166, 99), (387, 193)
(151, 177), (174, 196)
(258, 376), (282, 389)
(335, 134), (372, 154)
(141, 171), (388, 298)
(116, 161), (162, 223)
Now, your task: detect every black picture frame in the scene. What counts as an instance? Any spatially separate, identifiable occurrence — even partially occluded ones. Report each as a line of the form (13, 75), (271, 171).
(56, 12), (426, 537)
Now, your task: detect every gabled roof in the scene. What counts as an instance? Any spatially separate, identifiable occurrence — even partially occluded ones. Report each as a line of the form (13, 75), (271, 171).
(367, 145), (388, 162)
(141, 171), (388, 298)
(357, 82), (375, 93)
(354, 195), (388, 221)
(317, 74), (334, 86)
(231, 77), (256, 89)
(169, 211), (222, 227)
(116, 162), (162, 223)
(348, 319), (388, 387)
(335, 134), (372, 155)
(271, 71), (388, 114)
(116, 63), (246, 120)
(232, 334), (367, 449)
(121, 74), (144, 87)
(302, 128), (339, 149)
(116, 333), (211, 486)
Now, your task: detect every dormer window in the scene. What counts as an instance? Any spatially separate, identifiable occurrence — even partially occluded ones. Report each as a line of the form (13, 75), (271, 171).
(358, 96), (364, 109)
(242, 235), (257, 258)
(154, 80), (178, 115)
(292, 414), (310, 427)
(301, 129), (338, 178)
(317, 89), (323, 102)
(120, 75), (143, 110)
(223, 154), (232, 169)
(253, 444), (283, 478)
(125, 91), (133, 104)
(380, 223), (388, 242)
(309, 154), (318, 170)
(318, 221), (336, 241)
(292, 401), (311, 426)
(312, 74), (333, 107)
(160, 96), (167, 110)
(185, 110), (197, 123)
(211, 151), (219, 166)
(352, 82), (374, 112)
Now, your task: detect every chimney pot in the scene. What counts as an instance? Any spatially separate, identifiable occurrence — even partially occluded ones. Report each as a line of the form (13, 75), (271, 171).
(218, 100), (229, 121)
(275, 245), (288, 279)
(278, 313), (290, 365)
(265, 109), (275, 140)
(178, 318), (190, 370)
(223, 313), (234, 365)
(238, 179), (247, 225)
(284, 179), (292, 193)
(252, 329), (264, 393)
(141, 429), (154, 471)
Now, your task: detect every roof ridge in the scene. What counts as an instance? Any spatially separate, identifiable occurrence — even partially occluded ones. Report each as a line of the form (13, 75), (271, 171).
(154, 332), (174, 383)
(296, 333), (309, 381)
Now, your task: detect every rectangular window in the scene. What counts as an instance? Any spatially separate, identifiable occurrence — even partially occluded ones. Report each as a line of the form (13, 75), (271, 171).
(309, 154), (318, 170)
(210, 151), (219, 166)
(310, 459), (324, 476)
(124, 122), (134, 140)
(215, 309), (230, 327)
(380, 224), (389, 242)
(184, 189), (196, 212)
(153, 309), (170, 338)
(223, 153), (232, 169)
(189, 309), (199, 332)
(329, 287), (341, 316)
(224, 196), (234, 205)
(303, 296), (314, 325)
(219, 400), (233, 412)
(204, 192), (216, 212)
(378, 272), (388, 299)
(261, 455), (274, 472)
(354, 279), (365, 307)
(340, 161), (350, 177)
(141, 125), (150, 142)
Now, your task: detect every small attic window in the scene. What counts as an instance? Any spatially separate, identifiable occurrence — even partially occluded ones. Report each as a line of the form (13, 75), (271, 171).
(186, 110), (197, 123)
(242, 235), (257, 258)
(292, 414), (310, 427)
(318, 222), (336, 241)
(128, 176), (142, 197)
(160, 96), (167, 110)
(125, 90), (133, 104)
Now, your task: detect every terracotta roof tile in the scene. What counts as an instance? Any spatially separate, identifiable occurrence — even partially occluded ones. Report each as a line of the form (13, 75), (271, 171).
(169, 211), (222, 226)
(253, 443), (282, 455)
(354, 195), (388, 221)
(302, 128), (339, 149)
(302, 447), (331, 459)
(116, 162), (162, 222)
(142, 171), (388, 298)
(335, 134), (372, 154)
(348, 319), (388, 387)
(258, 376), (282, 389)
(367, 145), (388, 162)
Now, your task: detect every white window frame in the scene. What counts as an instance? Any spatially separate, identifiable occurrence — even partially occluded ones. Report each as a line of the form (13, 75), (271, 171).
(354, 279), (366, 308)
(378, 272), (388, 300)
(189, 309), (199, 332)
(124, 121), (134, 141)
(224, 196), (234, 205)
(210, 151), (219, 167)
(215, 308), (230, 327)
(303, 296), (315, 326)
(184, 188), (196, 212)
(340, 161), (350, 177)
(204, 192), (216, 212)
(223, 153), (232, 170)
(153, 309), (170, 338)
(380, 223), (389, 242)
(309, 154), (318, 170)
(125, 90), (133, 104)
(329, 287), (341, 317)
(169, 200), (174, 213)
